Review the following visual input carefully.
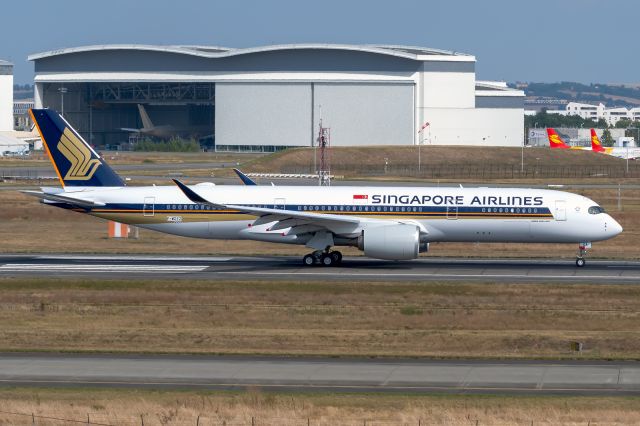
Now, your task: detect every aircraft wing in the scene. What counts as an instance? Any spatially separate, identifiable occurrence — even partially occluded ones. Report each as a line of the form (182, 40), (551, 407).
(20, 190), (105, 207)
(172, 179), (401, 238)
(121, 128), (141, 133)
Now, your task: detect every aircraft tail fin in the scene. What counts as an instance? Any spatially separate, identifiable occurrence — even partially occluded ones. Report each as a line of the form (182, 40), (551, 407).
(590, 129), (606, 152)
(547, 128), (570, 149)
(29, 109), (125, 187)
(137, 104), (154, 129)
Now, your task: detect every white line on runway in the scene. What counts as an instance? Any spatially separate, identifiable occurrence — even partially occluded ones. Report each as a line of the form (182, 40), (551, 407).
(0, 264), (208, 273)
(39, 255), (232, 262)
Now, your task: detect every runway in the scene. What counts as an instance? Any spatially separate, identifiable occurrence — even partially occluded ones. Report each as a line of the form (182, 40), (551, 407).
(0, 353), (638, 395)
(1, 253), (639, 283)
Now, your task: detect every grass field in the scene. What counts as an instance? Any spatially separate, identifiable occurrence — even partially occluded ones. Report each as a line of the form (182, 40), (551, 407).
(1, 277), (639, 359)
(242, 145), (638, 179)
(0, 388), (638, 425)
(2, 187), (638, 259)
(0, 151), (264, 167)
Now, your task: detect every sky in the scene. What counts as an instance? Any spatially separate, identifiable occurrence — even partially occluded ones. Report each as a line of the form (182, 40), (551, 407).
(3, 0), (638, 84)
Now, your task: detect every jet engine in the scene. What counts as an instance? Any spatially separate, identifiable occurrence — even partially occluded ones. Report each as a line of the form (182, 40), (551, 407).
(357, 224), (428, 260)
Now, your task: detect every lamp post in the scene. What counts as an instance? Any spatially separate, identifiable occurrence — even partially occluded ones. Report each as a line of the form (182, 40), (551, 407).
(58, 86), (68, 117)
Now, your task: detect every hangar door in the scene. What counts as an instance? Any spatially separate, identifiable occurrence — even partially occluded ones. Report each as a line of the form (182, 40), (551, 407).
(313, 83), (414, 146)
(215, 83), (312, 150)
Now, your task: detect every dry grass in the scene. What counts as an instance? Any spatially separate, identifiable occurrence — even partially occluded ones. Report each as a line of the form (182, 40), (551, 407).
(1, 278), (640, 359)
(0, 151), (263, 167)
(1, 187), (638, 259)
(244, 146), (631, 177)
(0, 388), (638, 425)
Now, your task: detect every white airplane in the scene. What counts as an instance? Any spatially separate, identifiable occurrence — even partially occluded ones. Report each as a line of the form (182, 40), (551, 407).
(547, 128), (640, 159)
(25, 109), (622, 267)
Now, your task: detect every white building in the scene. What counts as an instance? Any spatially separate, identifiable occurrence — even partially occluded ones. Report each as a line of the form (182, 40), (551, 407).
(0, 60), (13, 131)
(547, 101), (640, 126)
(29, 44), (525, 150)
(13, 99), (34, 130)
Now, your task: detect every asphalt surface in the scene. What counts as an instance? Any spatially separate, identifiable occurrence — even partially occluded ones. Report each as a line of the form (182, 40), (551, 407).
(1, 254), (639, 283)
(0, 353), (638, 395)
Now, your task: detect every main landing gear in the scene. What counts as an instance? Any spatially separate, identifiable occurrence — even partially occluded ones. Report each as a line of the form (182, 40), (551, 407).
(302, 249), (343, 267)
(576, 242), (591, 267)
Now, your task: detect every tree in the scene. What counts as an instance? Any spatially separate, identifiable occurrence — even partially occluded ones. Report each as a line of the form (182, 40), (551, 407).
(601, 128), (615, 147)
(615, 119), (633, 129)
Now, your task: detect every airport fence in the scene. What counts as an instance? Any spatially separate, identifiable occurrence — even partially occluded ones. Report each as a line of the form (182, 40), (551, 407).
(0, 168), (56, 182)
(280, 163), (640, 179)
(0, 410), (549, 425)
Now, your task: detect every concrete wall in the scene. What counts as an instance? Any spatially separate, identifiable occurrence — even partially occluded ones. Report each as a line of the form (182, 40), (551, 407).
(420, 66), (475, 109)
(215, 82), (312, 148)
(420, 108), (524, 146)
(313, 83), (414, 146)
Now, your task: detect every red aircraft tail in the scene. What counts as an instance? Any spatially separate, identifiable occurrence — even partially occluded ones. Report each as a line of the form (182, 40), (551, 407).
(547, 128), (571, 149)
(590, 129), (606, 152)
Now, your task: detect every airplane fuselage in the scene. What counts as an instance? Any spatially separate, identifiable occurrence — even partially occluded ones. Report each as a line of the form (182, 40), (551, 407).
(50, 185), (622, 246)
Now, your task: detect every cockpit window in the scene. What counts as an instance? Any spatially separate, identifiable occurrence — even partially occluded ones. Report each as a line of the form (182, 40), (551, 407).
(588, 206), (606, 215)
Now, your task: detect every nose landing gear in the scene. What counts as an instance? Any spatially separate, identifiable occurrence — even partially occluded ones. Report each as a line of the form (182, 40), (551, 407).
(302, 249), (343, 267)
(576, 242), (591, 267)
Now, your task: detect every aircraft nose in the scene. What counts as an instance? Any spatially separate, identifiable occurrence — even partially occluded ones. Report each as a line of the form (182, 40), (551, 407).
(609, 217), (623, 236)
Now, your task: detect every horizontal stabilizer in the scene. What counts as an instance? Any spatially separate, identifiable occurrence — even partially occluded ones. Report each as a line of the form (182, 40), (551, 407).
(21, 190), (105, 207)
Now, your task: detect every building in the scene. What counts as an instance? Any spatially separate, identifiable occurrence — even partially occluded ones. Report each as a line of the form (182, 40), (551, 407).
(13, 99), (34, 130)
(546, 102), (640, 126)
(29, 44), (525, 150)
(0, 60), (13, 131)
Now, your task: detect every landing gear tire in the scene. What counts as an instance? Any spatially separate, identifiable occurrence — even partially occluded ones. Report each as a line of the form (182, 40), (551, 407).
(331, 251), (343, 264)
(576, 242), (591, 268)
(321, 253), (335, 267)
(303, 254), (316, 267)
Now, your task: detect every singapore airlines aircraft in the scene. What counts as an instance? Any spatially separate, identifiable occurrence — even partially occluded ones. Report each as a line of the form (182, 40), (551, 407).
(25, 109), (622, 267)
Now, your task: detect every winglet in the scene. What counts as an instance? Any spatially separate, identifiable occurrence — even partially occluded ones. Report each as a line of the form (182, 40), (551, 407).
(233, 168), (257, 185)
(172, 179), (211, 204)
(547, 128), (570, 149)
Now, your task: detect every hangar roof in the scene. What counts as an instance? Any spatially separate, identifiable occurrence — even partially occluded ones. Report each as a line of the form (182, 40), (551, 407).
(29, 43), (474, 62)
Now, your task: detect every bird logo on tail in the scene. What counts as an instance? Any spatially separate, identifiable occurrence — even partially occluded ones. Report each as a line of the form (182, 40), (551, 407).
(547, 128), (571, 149)
(57, 128), (101, 180)
(590, 129), (606, 153)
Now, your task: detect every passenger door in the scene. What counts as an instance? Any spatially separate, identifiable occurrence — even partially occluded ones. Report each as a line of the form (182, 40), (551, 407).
(273, 198), (286, 210)
(446, 205), (458, 220)
(143, 196), (155, 217)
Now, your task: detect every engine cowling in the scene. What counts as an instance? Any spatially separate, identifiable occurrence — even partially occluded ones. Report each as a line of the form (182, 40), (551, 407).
(357, 224), (426, 260)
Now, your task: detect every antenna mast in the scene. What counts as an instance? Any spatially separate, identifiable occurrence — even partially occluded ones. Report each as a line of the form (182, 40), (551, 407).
(317, 119), (331, 186)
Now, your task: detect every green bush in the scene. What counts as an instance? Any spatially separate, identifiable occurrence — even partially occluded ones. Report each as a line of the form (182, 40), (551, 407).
(399, 306), (423, 316)
(133, 138), (200, 152)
